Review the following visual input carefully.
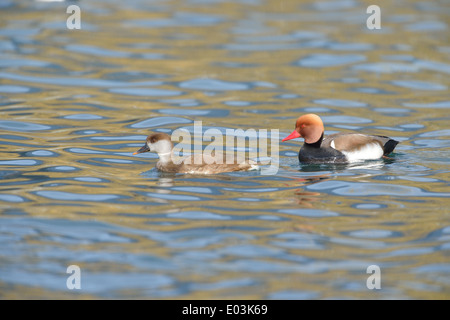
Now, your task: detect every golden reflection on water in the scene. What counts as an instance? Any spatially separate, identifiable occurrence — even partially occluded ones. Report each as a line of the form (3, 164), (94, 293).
(0, 0), (449, 299)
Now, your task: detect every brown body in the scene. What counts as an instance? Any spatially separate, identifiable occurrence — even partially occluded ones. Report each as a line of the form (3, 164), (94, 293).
(133, 133), (258, 174)
(156, 153), (257, 174)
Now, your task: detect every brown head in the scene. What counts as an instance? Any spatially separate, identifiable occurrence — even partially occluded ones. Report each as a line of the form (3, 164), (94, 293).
(282, 114), (324, 144)
(133, 133), (173, 155)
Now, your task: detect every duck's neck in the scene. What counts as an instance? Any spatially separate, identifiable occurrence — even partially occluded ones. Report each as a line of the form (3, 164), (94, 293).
(157, 151), (173, 164)
(304, 132), (324, 148)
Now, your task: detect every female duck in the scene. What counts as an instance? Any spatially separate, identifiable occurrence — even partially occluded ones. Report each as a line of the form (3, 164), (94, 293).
(282, 114), (399, 164)
(133, 133), (258, 174)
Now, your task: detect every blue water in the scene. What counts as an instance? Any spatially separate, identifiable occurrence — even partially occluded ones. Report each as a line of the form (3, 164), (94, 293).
(0, 0), (449, 299)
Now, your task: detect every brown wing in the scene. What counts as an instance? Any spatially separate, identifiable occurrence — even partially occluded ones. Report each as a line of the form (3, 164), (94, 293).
(322, 133), (385, 152)
(180, 153), (257, 173)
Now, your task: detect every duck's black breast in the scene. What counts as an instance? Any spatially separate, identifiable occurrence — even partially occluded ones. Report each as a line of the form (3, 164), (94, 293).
(299, 144), (348, 163)
(298, 134), (347, 164)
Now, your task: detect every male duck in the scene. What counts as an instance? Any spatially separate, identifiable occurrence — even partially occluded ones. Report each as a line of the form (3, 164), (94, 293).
(282, 114), (399, 163)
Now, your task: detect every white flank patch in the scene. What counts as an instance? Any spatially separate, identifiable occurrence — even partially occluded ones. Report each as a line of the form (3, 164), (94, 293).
(341, 143), (383, 162)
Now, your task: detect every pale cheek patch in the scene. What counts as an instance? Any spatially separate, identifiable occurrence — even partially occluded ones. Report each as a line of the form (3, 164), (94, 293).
(341, 143), (383, 162)
(330, 140), (336, 149)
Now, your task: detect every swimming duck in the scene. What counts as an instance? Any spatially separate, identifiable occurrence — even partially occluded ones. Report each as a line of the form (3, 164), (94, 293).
(282, 114), (399, 164)
(133, 132), (259, 174)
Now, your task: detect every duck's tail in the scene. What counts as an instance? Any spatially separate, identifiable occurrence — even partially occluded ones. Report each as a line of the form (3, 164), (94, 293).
(383, 139), (399, 156)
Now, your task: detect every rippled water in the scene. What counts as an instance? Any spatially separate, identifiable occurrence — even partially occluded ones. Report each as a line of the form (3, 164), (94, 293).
(1, 0), (449, 299)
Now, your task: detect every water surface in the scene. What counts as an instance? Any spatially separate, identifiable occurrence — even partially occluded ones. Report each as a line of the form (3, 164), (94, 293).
(0, 0), (449, 299)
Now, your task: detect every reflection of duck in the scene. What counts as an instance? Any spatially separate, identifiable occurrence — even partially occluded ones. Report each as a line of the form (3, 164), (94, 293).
(282, 114), (399, 164)
(133, 133), (258, 174)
